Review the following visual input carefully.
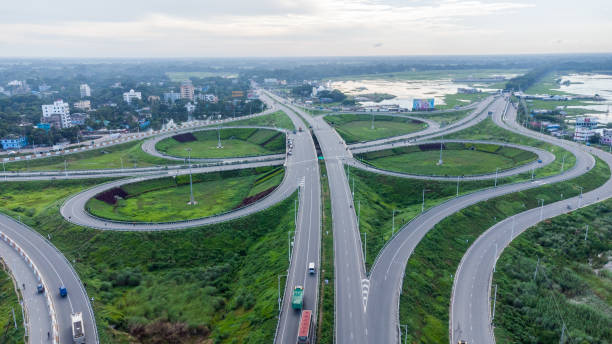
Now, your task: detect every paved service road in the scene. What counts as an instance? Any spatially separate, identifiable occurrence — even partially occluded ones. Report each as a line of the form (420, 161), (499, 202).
(348, 139), (555, 181)
(450, 102), (612, 344)
(0, 214), (97, 344)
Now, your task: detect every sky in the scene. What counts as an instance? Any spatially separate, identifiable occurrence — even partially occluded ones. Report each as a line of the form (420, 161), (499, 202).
(0, 0), (610, 57)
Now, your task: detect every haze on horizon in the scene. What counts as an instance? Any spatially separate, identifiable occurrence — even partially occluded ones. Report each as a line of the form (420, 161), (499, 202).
(1, 0), (610, 58)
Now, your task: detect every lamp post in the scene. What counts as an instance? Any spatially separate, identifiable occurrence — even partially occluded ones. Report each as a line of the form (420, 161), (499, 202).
(578, 186), (583, 208)
(421, 188), (426, 212)
(494, 167), (500, 187)
(186, 148), (195, 205)
(392, 209), (396, 236)
(217, 126), (223, 148)
(538, 199), (544, 221)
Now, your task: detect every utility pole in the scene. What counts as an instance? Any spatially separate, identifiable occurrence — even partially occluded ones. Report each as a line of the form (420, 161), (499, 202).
(438, 139), (443, 165)
(456, 176), (459, 197)
(511, 216), (515, 240)
(186, 148), (195, 205)
(538, 199), (545, 221)
(533, 257), (540, 282)
(392, 209), (396, 236)
(371, 113), (375, 130)
(421, 188), (425, 212)
(584, 224), (589, 241)
(578, 186), (583, 208)
(495, 167), (499, 187)
(531, 168), (535, 180)
(217, 126), (223, 148)
(491, 284), (498, 325)
(561, 154), (566, 172)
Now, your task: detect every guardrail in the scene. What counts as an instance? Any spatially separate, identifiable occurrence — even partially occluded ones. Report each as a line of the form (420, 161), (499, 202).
(0, 230), (59, 344)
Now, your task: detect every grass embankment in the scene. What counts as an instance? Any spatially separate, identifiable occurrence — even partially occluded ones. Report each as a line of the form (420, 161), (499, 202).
(350, 167), (504, 270)
(447, 116), (577, 182)
(398, 156), (610, 343)
(411, 109), (471, 127)
(155, 128), (285, 159)
(324, 114), (427, 144)
(357, 142), (537, 176)
(227, 110), (296, 130)
(437, 92), (490, 110)
(0, 180), (297, 344)
(5, 140), (180, 172)
(317, 162), (334, 343)
(0, 262), (25, 343)
(86, 166), (284, 222)
(493, 200), (612, 343)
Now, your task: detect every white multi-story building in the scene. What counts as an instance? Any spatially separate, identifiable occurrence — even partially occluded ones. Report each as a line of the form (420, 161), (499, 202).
(123, 89), (142, 104)
(74, 100), (91, 111)
(42, 100), (72, 128)
(575, 117), (598, 129)
(573, 117), (598, 142)
(80, 84), (91, 98)
(600, 128), (612, 145)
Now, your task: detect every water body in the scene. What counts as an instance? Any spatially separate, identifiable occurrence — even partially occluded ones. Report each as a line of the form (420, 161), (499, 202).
(556, 73), (612, 124)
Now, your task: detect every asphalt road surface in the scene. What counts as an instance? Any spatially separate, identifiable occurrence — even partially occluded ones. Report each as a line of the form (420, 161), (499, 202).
(450, 102), (612, 344)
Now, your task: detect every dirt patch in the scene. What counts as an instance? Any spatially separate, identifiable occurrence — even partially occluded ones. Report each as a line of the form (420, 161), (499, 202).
(234, 187), (277, 209)
(95, 187), (128, 205)
(129, 320), (210, 344)
(172, 133), (197, 143)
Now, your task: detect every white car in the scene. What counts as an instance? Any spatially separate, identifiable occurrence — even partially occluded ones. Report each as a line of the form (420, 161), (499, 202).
(308, 262), (316, 274)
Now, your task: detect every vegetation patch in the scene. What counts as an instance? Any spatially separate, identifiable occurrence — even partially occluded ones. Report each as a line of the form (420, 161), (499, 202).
(227, 110), (295, 130)
(398, 156), (610, 343)
(0, 261), (25, 344)
(357, 142), (537, 176)
(0, 180), (297, 344)
(324, 114), (427, 143)
(493, 199), (612, 343)
(317, 162), (334, 343)
(155, 128), (285, 159)
(86, 166), (285, 222)
(4, 140), (181, 172)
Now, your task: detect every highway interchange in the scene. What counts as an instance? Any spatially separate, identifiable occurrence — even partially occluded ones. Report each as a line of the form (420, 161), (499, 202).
(0, 87), (610, 343)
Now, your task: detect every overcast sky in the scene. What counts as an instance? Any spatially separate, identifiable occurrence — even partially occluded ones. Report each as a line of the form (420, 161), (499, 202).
(1, 0), (610, 57)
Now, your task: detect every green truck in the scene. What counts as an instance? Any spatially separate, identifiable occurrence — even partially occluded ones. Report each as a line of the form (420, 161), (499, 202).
(292, 285), (304, 310)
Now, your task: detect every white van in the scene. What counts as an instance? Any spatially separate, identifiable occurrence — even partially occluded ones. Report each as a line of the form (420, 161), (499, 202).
(308, 262), (316, 274)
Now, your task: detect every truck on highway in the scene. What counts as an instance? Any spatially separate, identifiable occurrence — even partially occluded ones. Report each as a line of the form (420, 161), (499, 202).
(297, 310), (313, 343)
(292, 285), (304, 310)
(71, 312), (86, 343)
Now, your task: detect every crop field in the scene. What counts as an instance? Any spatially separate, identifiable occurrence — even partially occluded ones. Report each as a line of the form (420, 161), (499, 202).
(0, 179), (297, 344)
(86, 166), (285, 222)
(357, 142), (537, 176)
(325, 114), (427, 143)
(4, 140), (180, 172)
(155, 128), (285, 159)
(494, 199), (612, 343)
(228, 110), (296, 130)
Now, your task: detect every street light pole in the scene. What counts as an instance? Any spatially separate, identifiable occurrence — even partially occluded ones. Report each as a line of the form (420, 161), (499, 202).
(495, 167), (499, 187)
(561, 154), (566, 172)
(456, 175), (460, 197)
(421, 188), (425, 212)
(578, 186), (583, 208)
(538, 199), (544, 221)
(392, 209), (396, 236)
(217, 126), (223, 148)
(186, 148), (195, 205)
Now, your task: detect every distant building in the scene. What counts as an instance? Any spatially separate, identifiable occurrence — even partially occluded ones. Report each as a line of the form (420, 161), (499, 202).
(231, 90), (244, 98)
(196, 94), (218, 103)
(148, 95), (160, 103)
(457, 87), (480, 94)
(164, 92), (181, 103)
(180, 82), (195, 101)
(264, 78), (278, 84)
(74, 100), (91, 111)
(70, 113), (89, 126)
(42, 100), (72, 128)
(123, 89), (142, 104)
(0, 135), (28, 150)
(574, 127), (596, 142)
(575, 117), (598, 129)
(39, 84), (51, 92)
(185, 102), (196, 113)
(600, 128), (612, 145)
(80, 84), (91, 98)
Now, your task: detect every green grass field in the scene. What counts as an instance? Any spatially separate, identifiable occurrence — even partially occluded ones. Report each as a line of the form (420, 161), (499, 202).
(155, 128), (285, 159)
(357, 142), (537, 176)
(411, 109), (471, 127)
(397, 156), (610, 343)
(0, 179), (296, 344)
(325, 114), (427, 143)
(493, 199), (612, 343)
(0, 264), (25, 344)
(4, 140), (180, 172)
(228, 110), (296, 130)
(86, 166), (284, 222)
